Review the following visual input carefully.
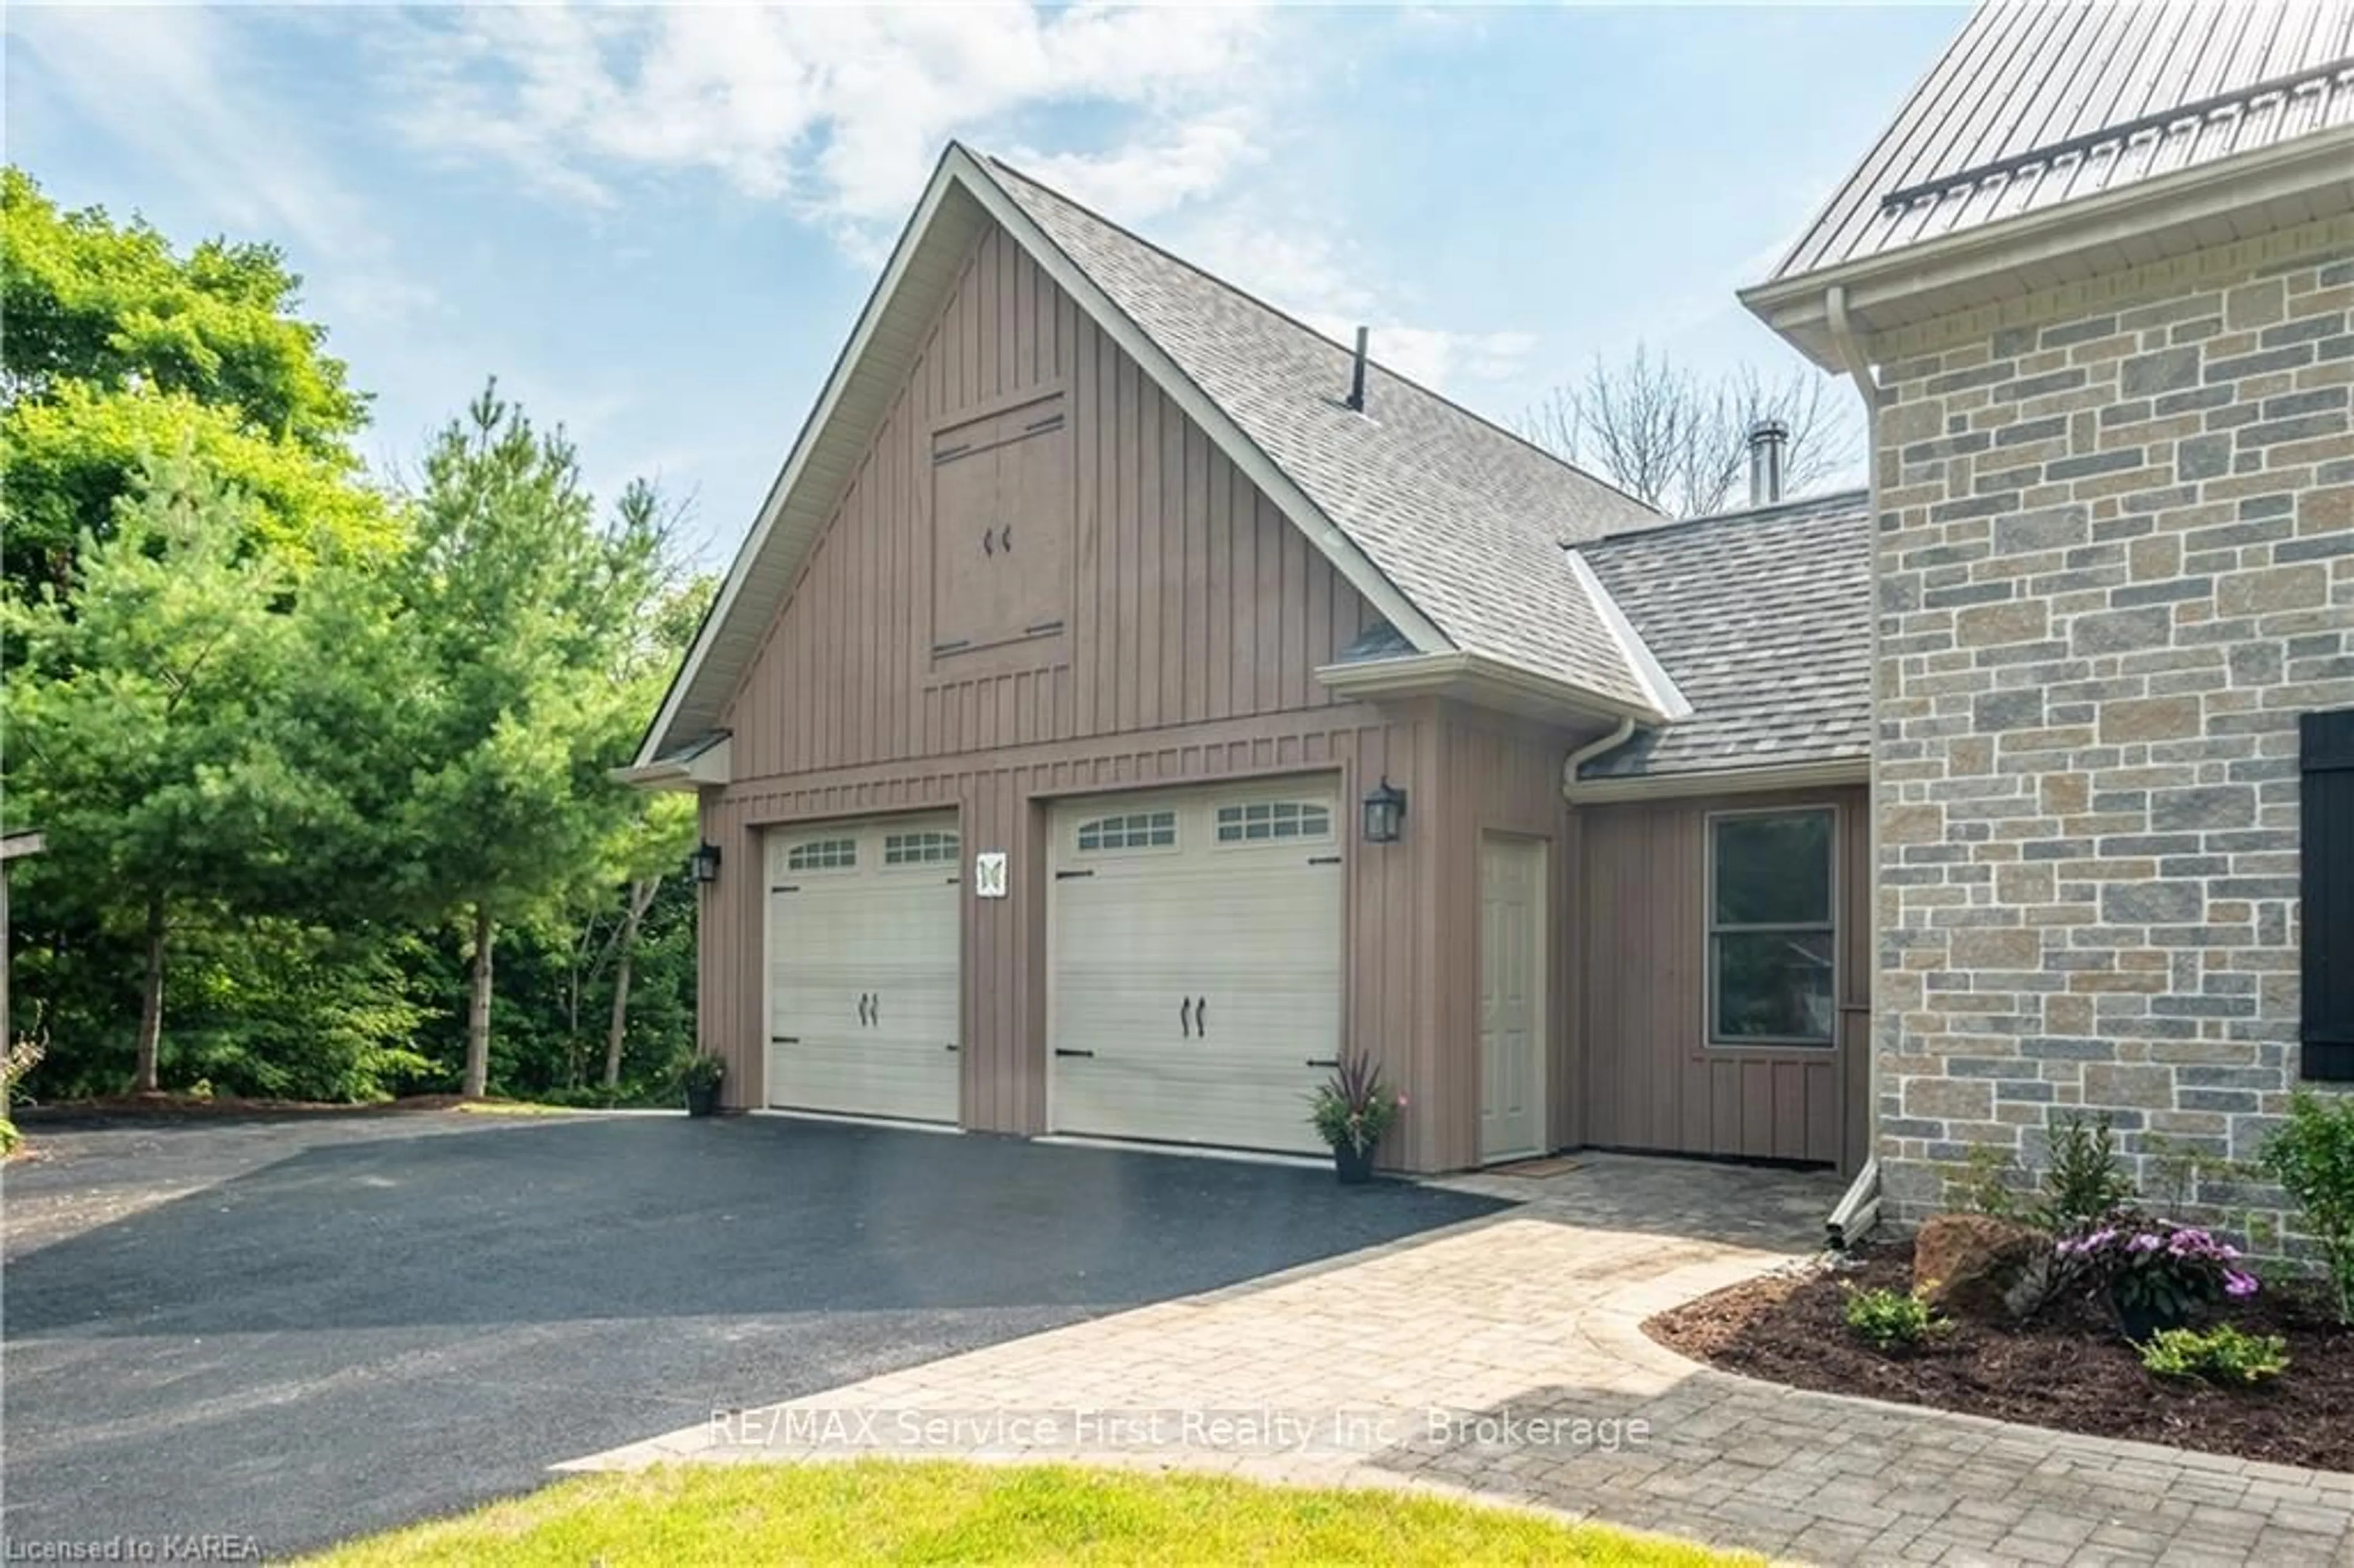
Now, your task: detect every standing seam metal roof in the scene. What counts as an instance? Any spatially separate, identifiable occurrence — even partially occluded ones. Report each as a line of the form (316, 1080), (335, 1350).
(1772, 1), (2354, 281)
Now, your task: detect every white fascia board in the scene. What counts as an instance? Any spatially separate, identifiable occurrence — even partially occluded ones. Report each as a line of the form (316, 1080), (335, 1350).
(1564, 549), (1692, 721)
(1743, 125), (2354, 369)
(633, 164), (969, 767)
(950, 147), (1455, 662)
(611, 735), (731, 793)
(1315, 650), (1669, 726)
(1564, 757), (1868, 804)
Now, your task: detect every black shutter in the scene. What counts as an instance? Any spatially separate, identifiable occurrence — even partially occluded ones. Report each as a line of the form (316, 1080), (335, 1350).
(2303, 710), (2354, 1081)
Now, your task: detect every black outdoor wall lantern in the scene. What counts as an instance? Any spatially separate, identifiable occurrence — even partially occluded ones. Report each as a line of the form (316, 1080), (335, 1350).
(1361, 777), (1408, 845)
(688, 841), (723, 885)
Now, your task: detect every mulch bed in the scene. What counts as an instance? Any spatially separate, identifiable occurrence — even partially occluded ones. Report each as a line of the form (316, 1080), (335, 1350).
(1647, 1242), (2354, 1473)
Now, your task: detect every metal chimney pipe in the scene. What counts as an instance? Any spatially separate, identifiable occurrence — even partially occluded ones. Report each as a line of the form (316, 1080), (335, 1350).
(1345, 326), (1369, 413)
(1747, 418), (1789, 507)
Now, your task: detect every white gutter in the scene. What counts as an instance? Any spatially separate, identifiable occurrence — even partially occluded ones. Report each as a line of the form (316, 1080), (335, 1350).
(1741, 124), (2354, 369)
(1558, 718), (1636, 801)
(1563, 756), (1868, 805)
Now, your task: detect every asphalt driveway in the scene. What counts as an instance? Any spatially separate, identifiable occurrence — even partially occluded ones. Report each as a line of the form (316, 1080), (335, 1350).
(0, 1111), (1503, 1556)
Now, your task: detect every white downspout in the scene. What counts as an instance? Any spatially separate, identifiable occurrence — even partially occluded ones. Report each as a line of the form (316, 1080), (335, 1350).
(1559, 717), (1637, 802)
(1824, 281), (1885, 1246)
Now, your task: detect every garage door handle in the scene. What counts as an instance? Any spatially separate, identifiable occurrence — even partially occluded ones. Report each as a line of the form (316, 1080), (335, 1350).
(772, 1035), (801, 1045)
(1194, 997), (1207, 1037)
(1179, 997), (1193, 1038)
(1054, 1047), (1095, 1059)
(943, 1043), (959, 1053)
(1305, 1057), (1338, 1068)
(857, 993), (873, 1027)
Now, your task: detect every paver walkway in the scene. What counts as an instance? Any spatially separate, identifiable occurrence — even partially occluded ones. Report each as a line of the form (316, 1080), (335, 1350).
(571, 1154), (2354, 1566)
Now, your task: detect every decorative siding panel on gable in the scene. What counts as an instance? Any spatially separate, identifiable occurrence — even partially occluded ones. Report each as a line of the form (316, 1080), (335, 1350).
(718, 222), (1377, 782)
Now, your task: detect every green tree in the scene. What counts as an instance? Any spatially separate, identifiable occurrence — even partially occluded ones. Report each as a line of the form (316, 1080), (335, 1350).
(2, 451), (327, 1090)
(394, 385), (674, 1097)
(1, 167), (389, 599)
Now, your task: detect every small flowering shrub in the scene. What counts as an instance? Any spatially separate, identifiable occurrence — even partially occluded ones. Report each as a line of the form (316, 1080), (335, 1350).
(2057, 1218), (2258, 1332)
(2139, 1325), (2289, 1387)
(1308, 1051), (1404, 1156)
(1842, 1282), (1949, 1351)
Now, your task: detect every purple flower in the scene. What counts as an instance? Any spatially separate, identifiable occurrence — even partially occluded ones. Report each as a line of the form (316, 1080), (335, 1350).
(2225, 1270), (2260, 1299)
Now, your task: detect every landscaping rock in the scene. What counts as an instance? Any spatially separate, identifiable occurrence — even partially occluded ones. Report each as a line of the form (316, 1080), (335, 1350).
(1912, 1212), (2051, 1322)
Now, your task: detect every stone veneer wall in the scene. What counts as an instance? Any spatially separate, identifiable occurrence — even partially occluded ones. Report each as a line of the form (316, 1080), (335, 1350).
(1870, 214), (2354, 1238)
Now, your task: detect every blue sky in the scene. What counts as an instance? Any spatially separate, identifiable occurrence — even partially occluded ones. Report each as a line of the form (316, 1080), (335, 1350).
(6, 4), (1965, 565)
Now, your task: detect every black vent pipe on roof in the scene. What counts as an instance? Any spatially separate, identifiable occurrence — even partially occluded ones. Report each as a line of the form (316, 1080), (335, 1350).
(1345, 325), (1369, 413)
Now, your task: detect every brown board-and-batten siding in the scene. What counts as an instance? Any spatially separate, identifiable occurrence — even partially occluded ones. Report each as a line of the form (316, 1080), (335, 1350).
(1575, 785), (1870, 1171)
(701, 218), (1485, 1170)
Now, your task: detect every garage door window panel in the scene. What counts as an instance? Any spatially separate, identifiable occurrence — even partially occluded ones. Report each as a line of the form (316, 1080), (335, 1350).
(1075, 810), (1178, 854)
(1708, 809), (1835, 1047)
(785, 837), (858, 873)
(1213, 800), (1333, 845)
(883, 829), (960, 868)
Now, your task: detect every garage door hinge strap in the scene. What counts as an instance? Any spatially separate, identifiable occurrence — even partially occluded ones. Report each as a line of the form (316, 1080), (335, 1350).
(1054, 1047), (1095, 1058)
(1308, 855), (1342, 866)
(772, 1035), (801, 1045)
(1054, 869), (1095, 880)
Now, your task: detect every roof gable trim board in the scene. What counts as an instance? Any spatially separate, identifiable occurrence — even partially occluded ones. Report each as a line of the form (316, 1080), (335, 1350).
(634, 146), (1453, 767)
(1564, 549), (1693, 721)
(954, 147), (1455, 660)
(633, 161), (977, 767)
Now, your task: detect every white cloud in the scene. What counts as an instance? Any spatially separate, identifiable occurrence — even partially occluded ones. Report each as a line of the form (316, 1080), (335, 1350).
(7, 6), (433, 330)
(384, 4), (1276, 235)
(1168, 215), (1537, 395)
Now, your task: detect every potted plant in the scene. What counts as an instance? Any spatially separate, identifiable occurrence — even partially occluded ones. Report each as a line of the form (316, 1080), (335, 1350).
(2055, 1216), (2258, 1341)
(1309, 1051), (1404, 1185)
(680, 1053), (726, 1118)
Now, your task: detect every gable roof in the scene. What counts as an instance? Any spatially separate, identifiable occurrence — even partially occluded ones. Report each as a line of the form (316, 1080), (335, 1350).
(1746, 1), (2354, 366)
(1772, 1), (2354, 281)
(981, 158), (1668, 714)
(1574, 490), (1872, 781)
(636, 145), (1673, 767)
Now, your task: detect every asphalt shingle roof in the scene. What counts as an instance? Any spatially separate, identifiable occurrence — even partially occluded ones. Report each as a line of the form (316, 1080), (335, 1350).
(982, 154), (1672, 714)
(1576, 490), (1872, 779)
(1772, 1), (2354, 281)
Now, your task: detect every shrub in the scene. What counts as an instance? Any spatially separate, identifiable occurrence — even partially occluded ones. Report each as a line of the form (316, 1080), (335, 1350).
(0, 1117), (18, 1156)
(1308, 1051), (1404, 1156)
(2256, 1091), (2354, 1326)
(2033, 1112), (2136, 1233)
(1842, 1283), (1949, 1351)
(2139, 1325), (2289, 1387)
(677, 1053), (726, 1092)
(2057, 1219), (2258, 1332)
(1946, 1143), (2028, 1220)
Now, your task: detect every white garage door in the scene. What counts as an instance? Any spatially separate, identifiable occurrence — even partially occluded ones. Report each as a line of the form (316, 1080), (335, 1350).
(765, 813), (961, 1123)
(1049, 782), (1343, 1155)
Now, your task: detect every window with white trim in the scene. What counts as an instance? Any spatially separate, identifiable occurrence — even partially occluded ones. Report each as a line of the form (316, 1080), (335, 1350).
(1214, 800), (1331, 844)
(785, 837), (857, 872)
(1708, 809), (1835, 1046)
(1076, 810), (1176, 853)
(883, 829), (959, 867)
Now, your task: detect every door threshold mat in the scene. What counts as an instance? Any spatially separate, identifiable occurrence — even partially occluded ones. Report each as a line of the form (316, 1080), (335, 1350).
(1485, 1156), (1582, 1178)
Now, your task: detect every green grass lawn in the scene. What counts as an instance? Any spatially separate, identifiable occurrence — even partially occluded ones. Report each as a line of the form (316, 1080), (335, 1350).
(309, 1460), (1756, 1566)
